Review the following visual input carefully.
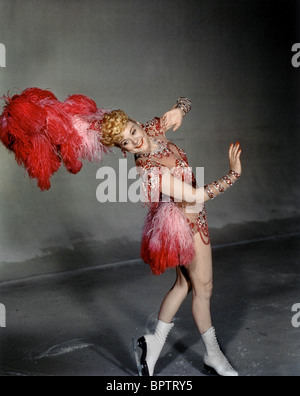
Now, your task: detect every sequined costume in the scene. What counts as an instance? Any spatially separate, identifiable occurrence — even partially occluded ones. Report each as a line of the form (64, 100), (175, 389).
(135, 116), (210, 275)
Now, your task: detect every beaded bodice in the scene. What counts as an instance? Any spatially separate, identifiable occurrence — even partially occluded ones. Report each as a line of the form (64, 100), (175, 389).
(135, 118), (197, 205)
(135, 117), (209, 244)
(137, 137), (195, 183)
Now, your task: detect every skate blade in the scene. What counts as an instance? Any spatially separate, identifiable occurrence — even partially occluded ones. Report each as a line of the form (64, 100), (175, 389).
(132, 337), (143, 377)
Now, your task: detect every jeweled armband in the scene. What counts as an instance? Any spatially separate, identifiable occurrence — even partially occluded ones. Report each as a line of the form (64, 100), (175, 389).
(175, 97), (192, 116)
(222, 175), (234, 187)
(204, 184), (216, 200)
(212, 180), (226, 194)
(229, 169), (240, 180)
(204, 170), (240, 201)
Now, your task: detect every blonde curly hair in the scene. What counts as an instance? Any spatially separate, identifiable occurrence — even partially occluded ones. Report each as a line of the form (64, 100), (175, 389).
(101, 110), (132, 147)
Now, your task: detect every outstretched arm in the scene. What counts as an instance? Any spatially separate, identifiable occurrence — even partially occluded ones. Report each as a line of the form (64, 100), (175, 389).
(160, 142), (242, 203)
(161, 97), (192, 133)
(203, 142), (242, 201)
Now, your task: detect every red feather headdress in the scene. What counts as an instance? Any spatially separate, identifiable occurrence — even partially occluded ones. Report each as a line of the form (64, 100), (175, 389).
(0, 88), (111, 190)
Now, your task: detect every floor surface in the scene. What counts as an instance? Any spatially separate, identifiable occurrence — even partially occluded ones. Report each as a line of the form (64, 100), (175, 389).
(0, 233), (299, 376)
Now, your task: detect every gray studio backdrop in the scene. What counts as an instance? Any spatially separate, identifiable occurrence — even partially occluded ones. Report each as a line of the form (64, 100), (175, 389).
(0, 0), (299, 280)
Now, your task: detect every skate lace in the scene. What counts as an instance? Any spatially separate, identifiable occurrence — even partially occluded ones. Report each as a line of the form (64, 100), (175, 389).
(211, 334), (234, 370)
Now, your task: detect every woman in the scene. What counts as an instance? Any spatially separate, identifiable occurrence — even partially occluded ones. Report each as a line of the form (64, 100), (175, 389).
(0, 91), (241, 376)
(100, 98), (242, 377)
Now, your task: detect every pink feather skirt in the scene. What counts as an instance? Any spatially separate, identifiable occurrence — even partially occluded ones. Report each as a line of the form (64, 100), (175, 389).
(141, 202), (196, 275)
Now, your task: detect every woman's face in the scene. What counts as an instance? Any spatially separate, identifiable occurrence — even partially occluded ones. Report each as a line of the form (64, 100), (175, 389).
(119, 121), (151, 154)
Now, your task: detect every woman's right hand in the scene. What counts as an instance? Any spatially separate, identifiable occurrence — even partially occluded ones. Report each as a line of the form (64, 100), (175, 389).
(161, 108), (184, 132)
(229, 142), (242, 175)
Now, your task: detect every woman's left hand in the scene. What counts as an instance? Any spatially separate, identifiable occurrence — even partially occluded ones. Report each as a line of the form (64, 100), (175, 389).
(161, 108), (184, 133)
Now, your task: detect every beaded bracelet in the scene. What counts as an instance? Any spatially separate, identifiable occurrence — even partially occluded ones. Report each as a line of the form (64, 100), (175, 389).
(204, 184), (216, 200)
(175, 97), (192, 116)
(212, 180), (226, 194)
(222, 175), (234, 187)
(229, 169), (241, 179)
(205, 170), (241, 200)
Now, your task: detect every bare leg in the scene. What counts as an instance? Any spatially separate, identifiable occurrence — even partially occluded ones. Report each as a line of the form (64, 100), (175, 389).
(136, 232), (238, 377)
(158, 231), (213, 331)
(186, 234), (238, 376)
(135, 263), (192, 376)
(158, 266), (191, 324)
(187, 232), (213, 335)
